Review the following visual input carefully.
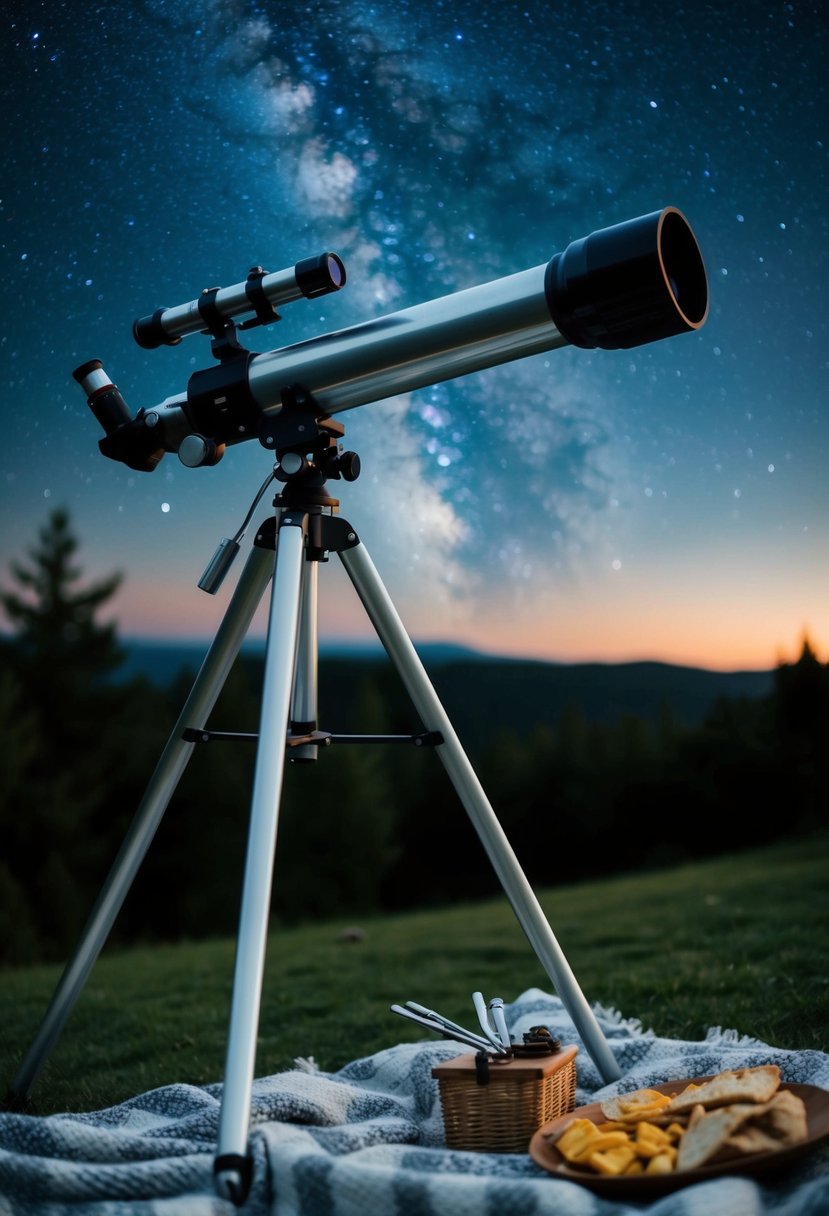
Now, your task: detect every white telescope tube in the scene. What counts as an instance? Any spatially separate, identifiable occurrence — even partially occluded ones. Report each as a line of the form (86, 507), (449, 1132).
(249, 263), (565, 417)
(245, 205), (707, 420)
(77, 207), (708, 470)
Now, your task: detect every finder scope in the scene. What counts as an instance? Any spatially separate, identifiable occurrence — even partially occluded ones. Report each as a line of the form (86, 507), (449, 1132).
(132, 252), (346, 349)
(75, 207), (708, 472)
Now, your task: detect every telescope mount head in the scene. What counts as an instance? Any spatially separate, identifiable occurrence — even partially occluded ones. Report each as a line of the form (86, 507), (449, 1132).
(261, 384), (362, 512)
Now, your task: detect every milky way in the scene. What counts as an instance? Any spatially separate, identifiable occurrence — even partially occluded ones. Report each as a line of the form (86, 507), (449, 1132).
(2, 1), (827, 667)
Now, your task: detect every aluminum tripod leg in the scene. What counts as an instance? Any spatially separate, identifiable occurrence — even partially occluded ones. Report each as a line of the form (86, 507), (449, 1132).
(340, 540), (621, 1084)
(7, 544), (276, 1108)
(214, 519), (306, 1203)
(290, 558), (320, 763)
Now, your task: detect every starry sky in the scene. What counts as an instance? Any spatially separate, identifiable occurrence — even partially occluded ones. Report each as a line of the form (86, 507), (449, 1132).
(2, 0), (827, 671)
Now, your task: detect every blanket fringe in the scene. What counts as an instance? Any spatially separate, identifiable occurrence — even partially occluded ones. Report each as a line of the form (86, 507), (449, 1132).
(293, 1056), (320, 1073)
(704, 1026), (764, 1047)
(592, 1003), (653, 1037)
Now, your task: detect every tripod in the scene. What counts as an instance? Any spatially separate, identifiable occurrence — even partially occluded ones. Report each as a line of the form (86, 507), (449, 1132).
(9, 407), (621, 1204)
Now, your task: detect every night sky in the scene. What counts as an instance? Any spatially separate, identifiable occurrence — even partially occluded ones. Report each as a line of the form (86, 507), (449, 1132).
(2, 1), (827, 671)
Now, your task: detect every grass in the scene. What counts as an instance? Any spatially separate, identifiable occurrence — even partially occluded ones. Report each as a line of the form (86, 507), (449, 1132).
(1, 833), (827, 1116)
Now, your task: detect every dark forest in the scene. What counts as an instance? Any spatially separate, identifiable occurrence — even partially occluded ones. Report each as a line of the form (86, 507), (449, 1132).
(2, 509), (826, 964)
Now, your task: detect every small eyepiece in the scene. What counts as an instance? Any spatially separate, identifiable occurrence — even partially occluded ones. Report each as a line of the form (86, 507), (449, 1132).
(73, 360), (113, 397)
(73, 361), (133, 436)
(73, 359), (104, 383)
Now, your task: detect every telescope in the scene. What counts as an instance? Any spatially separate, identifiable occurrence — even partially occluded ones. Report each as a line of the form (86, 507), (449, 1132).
(74, 207), (708, 474)
(29, 205), (711, 1206)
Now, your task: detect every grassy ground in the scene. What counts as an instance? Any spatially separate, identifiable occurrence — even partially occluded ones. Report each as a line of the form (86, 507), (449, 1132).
(1, 833), (827, 1115)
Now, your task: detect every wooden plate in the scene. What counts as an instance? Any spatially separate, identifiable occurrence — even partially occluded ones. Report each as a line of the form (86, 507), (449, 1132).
(529, 1078), (829, 1195)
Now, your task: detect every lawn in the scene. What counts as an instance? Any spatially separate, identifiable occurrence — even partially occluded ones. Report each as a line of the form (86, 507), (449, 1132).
(2, 833), (827, 1115)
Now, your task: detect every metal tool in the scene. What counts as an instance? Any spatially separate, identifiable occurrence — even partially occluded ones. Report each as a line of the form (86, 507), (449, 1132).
(390, 1004), (495, 1053)
(404, 1001), (496, 1050)
(488, 997), (512, 1051)
(472, 990), (507, 1052)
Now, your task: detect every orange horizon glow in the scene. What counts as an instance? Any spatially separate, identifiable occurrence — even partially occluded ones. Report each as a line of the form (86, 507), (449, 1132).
(109, 583), (824, 674)
(96, 531), (828, 676)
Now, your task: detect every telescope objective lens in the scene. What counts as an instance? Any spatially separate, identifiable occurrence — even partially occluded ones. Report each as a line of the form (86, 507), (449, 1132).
(658, 208), (708, 327)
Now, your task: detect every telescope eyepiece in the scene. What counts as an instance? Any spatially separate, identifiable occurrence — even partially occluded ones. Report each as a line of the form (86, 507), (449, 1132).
(74, 359), (165, 471)
(73, 360), (131, 433)
(544, 206), (708, 350)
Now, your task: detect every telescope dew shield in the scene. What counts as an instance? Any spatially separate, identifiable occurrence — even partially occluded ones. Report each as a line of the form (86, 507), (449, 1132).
(545, 207), (708, 350)
(247, 206), (708, 420)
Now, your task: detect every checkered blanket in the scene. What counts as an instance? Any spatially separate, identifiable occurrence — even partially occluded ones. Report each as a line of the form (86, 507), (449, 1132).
(1, 989), (827, 1214)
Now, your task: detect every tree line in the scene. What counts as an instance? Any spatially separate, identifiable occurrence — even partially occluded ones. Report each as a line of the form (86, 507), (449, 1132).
(1, 509), (826, 964)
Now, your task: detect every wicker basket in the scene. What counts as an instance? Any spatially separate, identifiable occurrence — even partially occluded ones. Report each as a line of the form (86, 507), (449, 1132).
(432, 1044), (578, 1153)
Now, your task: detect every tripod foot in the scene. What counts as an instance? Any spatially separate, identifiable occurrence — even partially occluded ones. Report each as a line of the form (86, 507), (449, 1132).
(214, 1153), (253, 1205)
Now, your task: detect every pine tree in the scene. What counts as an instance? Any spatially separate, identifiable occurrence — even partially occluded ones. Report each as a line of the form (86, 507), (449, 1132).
(0, 509), (132, 959)
(773, 635), (829, 826)
(2, 507), (123, 744)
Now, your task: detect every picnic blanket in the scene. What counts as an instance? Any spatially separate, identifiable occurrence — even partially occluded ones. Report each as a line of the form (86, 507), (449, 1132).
(1, 988), (827, 1215)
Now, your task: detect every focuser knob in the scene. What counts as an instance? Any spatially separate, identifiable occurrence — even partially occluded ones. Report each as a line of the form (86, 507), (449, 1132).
(178, 434), (225, 468)
(337, 451), (361, 482)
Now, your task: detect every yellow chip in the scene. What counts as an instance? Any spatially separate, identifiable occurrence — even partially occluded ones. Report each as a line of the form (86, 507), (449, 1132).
(581, 1131), (631, 1155)
(589, 1145), (638, 1176)
(635, 1141), (669, 1159)
(555, 1119), (600, 1162)
(636, 1121), (671, 1144)
(623, 1158), (646, 1175)
(645, 1152), (675, 1175)
(619, 1089), (672, 1114)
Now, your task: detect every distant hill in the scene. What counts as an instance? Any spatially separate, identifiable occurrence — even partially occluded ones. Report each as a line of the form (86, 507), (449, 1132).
(118, 637), (774, 747)
(115, 637), (480, 684)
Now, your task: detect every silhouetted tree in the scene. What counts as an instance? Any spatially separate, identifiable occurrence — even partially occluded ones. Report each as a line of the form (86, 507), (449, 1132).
(0, 669), (40, 962)
(0, 509), (162, 959)
(2, 508), (123, 745)
(773, 636), (829, 829)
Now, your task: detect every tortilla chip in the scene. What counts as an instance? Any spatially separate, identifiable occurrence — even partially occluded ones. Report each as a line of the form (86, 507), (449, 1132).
(667, 1065), (781, 1115)
(676, 1089), (808, 1171)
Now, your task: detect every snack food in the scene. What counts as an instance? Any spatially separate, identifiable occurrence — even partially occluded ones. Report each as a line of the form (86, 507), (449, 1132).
(600, 1087), (675, 1125)
(664, 1065), (781, 1115)
(548, 1064), (808, 1178)
(676, 1088), (808, 1171)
